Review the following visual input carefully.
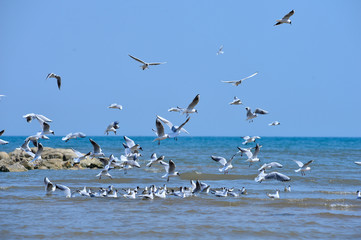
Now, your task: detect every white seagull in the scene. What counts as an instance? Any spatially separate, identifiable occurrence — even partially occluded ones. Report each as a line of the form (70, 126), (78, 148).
(354, 162), (361, 166)
(71, 148), (91, 164)
(89, 138), (105, 158)
(0, 130), (8, 145)
(152, 118), (170, 145)
(55, 184), (73, 198)
(123, 136), (143, 153)
(216, 45), (224, 55)
(356, 190), (361, 199)
(44, 177), (56, 194)
(267, 190), (280, 199)
(62, 132), (86, 142)
(29, 143), (43, 163)
(146, 153), (166, 167)
(255, 170), (291, 183)
(229, 96), (243, 105)
(242, 136), (260, 145)
(105, 121), (119, 135)
(245, 143), (262, 166)
(274, 10), (294, 26)
(46, 73), (62, 90)
(211, 154), (237, 174)
(294, 160), (314, 176)
(269, 121), (280, 126)
(160, 159), (180, 182)
(108, 103), (123, 110)
(18, 139), (35, 157)
(128, 54), (166, 70)
(221, 72), (258, 86)
(23, 113), (52, 124)
(168, 94), (200, 117)
(156, 115), (190, 139)
(245, 107), (268, 122)
(258, 162), (283, 172)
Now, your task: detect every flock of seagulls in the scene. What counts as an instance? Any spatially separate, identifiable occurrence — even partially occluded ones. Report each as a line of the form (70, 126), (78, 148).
(2, 9), (361, 201)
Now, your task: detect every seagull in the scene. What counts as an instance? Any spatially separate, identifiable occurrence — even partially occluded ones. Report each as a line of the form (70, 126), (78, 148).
(354, 162), (361, 166)
(294, 160), (314, 176)
(245, 143), (262, 166)
(25, 133), (49, 147)
(284, 185), (291, 192)
(211, 154), (237, 174)
(55, 184), (73, 198)
(128, 54), (166, 70)
(71, 148), (91, 164)
(156, 115), (190, 139)
(146, 153), (166, 167)
(214, 188), (228, 197)
(245, 107), (268, 122)
(96, 164), (113, 179)
(254, 108), (269, 115)
(269, 121), (280, 126)
(240, 187), (247, 195)
(255, 170), (291, 183)
(108, 103), (123, 110)
(229, 96), (243, 105)
(62, 132), (86, 142)
(18, 139), (35, 157)
(274, 10), (294, 26)
(221, 72), (258, 86)
(123, 136), (143, 152)
(267, 190), (280, 199)
(23, 113), (52, 124)
(46, 73), (62, 90)
(160, 159), (180, 182)
(356, 191), (361, 199)
(216, 45), (224, 55)
(29, 143), (43, 163)
(242, 136), (260, 145)
(0, 130), (8, 145)
(237, 147), (253, 158)
(77, 187), (90, 197)
(105, 121), (119, 135)
(44, 177), (56, 194)
(258, 162), (283, 171)
(168, 94), (200, 117)
(37, 122), (55, 136)
(152, 118), (169, 145)
(89, 138), (105, 158)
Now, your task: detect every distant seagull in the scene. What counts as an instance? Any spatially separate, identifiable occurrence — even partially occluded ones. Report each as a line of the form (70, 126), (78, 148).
(216, 45), (224, 55)
(168, 94), (200, 117)
(71, 148), (91, 164)
(156, 115), (190, 139)
(267, 190), (280, 199)
(245, 107), (268, 122)
(108, 103), (123, 110)
(255, 170), (291, 183)
(160, 159), (180, 182)
(274, 10), (294, 26)
(62, 132), (86, 142)
(294, 159), (314, 176)
(242, 136), (260, 145)
(146, 153), (166, 167)
(221, 72), (258, 86)
(105, 121), (119, 135)
(23, 113), (52, 124)
(46, 73), (62, 90)
(211, 154), (237, 174)
(55, 184), (73, 198)
(18, 139), (35, 157)
(258, 162), (283, 171)
(284, 185), (291, 192)
(152, 118), (169, 145)
(240, 187), (247, 195)
(89, 138), (105, 158)
(269, 121), (280, 126)
(356, 190), (361, 199)
(128, 54), (166, 70)
(0, 130), (8, 145)
(229, 96), (242, 105)
(354, 162), (361, 166)
(44, 177), (56, 194)
(29, 143), (43, 163)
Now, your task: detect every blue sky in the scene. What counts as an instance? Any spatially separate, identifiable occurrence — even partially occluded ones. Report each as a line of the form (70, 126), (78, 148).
(1, 1), (360, 137)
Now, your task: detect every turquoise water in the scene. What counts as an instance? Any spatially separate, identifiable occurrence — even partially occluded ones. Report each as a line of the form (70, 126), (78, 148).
(1, 136), (361, 239)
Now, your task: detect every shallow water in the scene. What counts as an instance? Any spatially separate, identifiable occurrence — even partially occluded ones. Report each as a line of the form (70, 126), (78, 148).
(1, 137), (361, 239)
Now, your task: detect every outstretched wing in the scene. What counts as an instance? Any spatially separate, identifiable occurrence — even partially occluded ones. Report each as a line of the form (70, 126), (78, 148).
(155, 119), (165, 136)
(211, 156), (227, 166)
(187, 94), (200, 110)
(283, 10), (294, 20)
(157, 115), (174, 129)
(176, 117), (190, 131)
(128, 54), (146, 64)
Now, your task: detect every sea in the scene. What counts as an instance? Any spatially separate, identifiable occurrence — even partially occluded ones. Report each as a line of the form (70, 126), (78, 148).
(0, 136), (361, 239)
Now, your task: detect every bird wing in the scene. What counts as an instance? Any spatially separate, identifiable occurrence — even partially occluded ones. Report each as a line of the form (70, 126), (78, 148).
(168, 107), (182, 112)
(176, 117), (190, 131)
(149, 62), (166, 66)
(0, 130), (4, 137)
(42, 122), (51, 133)
(221, 80), (238, 84)
(187, 94), (200, 110)
(168, 160), (176, 174)
(56, 76), (61, 90)
(240, 72), (258, 82)
(128, 54), (146, 64)
(89, 138), (101, 153)
(56, 184), (71, 197)
(36, 114), (52, 123)
(71, 148), (83, 158)
(211, 156), (227, 166)
(155, 119), (165, 136)
(266, 172), (291, 182)
(303, 160), (314, 167)
(156, 115), (174, 129)
(243, 136), (250, 140)
(36, 143), (43, 155)
(124, 136), (135, 148)
(75, 132), (86, 138)
(254, 108), (268, 114)
(293, 160), (304, 168)
(283, 10), (294, 20)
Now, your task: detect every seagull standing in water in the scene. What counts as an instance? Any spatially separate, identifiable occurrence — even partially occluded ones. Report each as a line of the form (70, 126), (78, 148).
(274, 10), (294, 26)
(55, 184), (73, 198)
(294, 160), (314, 176)
(46, 73), (62, 90)
(267, 190), (280, 199)
(168, 94), (200, 117)
(160, 160), (180, 182)
(221, 72), (258, 86)
(128, 54), (166, 70)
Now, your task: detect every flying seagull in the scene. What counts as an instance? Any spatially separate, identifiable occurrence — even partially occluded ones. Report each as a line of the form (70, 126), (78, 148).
(160, 159), (180, 182)
(146, 153), (166, 167)
(255, 170), (291, 183)
(211, 154), (237, 174)
(168, 94), (200, 117)
(89, 138), (105, 158)
(108, 103), (123, 110)
(23, 113), (52, 124)
(128, 54), (166, 70)
(46, 73), (62, 90)
(152, 118), (169, 145)
(0, 130), (8, 145)
(269, 121), (280, 126)
(62, 132), (86, 142)
(274, 10), (294, 26)
(245, 107), (269, 122)
(221, 72), (258, 86)
(258, 162), (283, 172)
(105, 121), (119, 135)
(229, 96), (242, 105)
(294, 159), (314, 176)
(242, 136), (260, 145)
(216, 45), (224, 55)
(156, 115), (190, 139)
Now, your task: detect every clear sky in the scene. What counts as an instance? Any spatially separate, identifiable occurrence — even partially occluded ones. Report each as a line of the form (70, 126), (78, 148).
(1, 0), (361, 137)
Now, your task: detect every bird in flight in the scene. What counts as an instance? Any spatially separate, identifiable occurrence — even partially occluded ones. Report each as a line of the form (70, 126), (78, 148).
(221, 72), (258, 86)
(128, 54), (166, 70)
(46, 73), (62, 90)
(274, 10), (294, 26)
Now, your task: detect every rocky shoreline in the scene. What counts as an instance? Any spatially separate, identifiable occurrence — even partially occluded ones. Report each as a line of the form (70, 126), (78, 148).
(0, 147), (103, 172)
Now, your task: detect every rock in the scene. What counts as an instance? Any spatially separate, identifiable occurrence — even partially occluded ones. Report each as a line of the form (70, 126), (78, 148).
(80, 157), (103, 168)
(0, 162), (27, 172)
(0, 152), (10, 160)
(36, 159), (64, 170)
